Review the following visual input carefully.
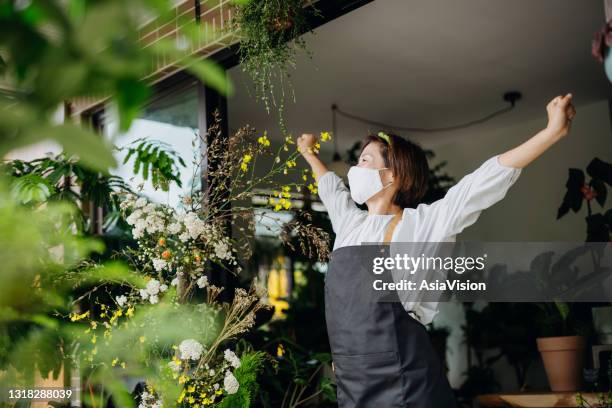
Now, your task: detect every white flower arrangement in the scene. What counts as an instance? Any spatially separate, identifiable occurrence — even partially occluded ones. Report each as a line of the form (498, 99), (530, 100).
(179, 339), (204, 361)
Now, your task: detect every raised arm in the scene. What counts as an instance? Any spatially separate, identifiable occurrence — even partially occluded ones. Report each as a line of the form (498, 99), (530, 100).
(499, 93), (576, 168)
(402, 93), (577, 240)
(297, 133), (363, 235)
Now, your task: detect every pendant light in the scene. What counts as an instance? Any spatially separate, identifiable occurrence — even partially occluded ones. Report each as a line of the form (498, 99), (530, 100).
(326, 104), (351, 180)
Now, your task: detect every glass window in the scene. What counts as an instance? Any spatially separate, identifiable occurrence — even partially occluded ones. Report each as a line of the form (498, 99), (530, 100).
(103, 82), (200, 208)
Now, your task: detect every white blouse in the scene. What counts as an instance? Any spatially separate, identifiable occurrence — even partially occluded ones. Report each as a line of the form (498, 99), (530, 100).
(317, 154), (522, 324)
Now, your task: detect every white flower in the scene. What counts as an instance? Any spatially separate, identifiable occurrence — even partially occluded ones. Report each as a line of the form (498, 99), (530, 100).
(224, 370), (239, 394)
(140, 289), (149, 300)
(171, 277), (179, 287)
(167, 360), (181, 373)
(159, 284), (168, 292)
(116, 295), (128, 307)
(143, 203), (157, 213)
(179, 339), (204, 361)
(213, 383), (219, 390)
(149, 294), (159, 304)
(152, 260), (167, 274)
(196, 276), (208, 288)
(224, 349), (241, 368)
(183, 212), (207, 240)
(146, 279), (161, 295)
(167, 222), (182, 235)
(208, 368), (215, 376)
(214, 241), (231, 260)
(135, 197), (147, 208)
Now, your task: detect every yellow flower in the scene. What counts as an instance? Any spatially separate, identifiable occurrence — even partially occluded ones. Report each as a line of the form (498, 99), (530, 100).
(126, 307), (134, 318)
(70, 310), (90, 322)
(187, 385), (195, 393)
(240, 154), (252, 172)
(277, 343), (285, 357)
(215, 389), (222, 395)
(91, 334), (97, 344)
(314, 142), (321, 151)
(188, 396), (195, 404)
(179, 375), (188, 384)
(320, 131), (332, 142)
(111, 358), (119, 367)
(285, 159), (296, 169)
(177, 389), (186, 403)
(257, 133), (270, 147)
(281, 186), (291, 198)
(139, 336), (146, 343)
(120, 362), (126, 369)
(90, 321), (97, 329)
(307, 183), (318, 194)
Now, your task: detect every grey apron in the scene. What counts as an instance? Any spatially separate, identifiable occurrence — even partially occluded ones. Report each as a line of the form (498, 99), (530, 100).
(324, 245), (458, 408)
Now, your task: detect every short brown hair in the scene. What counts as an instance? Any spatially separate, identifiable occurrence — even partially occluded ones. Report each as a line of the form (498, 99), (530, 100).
(361, 133), (429, 208)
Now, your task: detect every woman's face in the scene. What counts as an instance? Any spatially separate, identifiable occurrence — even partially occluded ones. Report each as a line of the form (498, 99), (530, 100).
(358, 141), (386, 169)
(358, 141), (394, 185)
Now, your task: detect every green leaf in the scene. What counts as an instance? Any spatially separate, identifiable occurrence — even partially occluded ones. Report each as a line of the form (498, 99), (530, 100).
(185, 57), (233, 96)
(555, 302), (570, 321)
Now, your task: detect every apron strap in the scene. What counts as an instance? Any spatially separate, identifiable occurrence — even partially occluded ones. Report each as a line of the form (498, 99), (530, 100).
(383, 211), (403, 244)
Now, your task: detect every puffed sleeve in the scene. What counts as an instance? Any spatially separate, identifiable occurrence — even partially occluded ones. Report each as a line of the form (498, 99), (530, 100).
(407, 154), (522, 241)
(317, 171), (364, 235)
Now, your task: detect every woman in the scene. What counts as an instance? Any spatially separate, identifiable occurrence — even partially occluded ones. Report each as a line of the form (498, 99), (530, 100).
(297, 94), (576, 407)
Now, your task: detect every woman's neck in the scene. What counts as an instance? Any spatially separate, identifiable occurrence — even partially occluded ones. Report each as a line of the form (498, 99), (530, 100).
(366, 196), (402, 215)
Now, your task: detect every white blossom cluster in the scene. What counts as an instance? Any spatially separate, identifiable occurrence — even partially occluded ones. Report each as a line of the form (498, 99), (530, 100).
(223, 349), (241, 369)
(176, 212), (209, 242)
(138, 390), (162, 408)
(121, 195), (167, 240)
(115, 295), (128, 307)
(223, 370), (239, 394)
(179, 339), (204, 361)
(196, 275), (208, 288)
(139, 279), (168, 304)
(213, 240), (232, 260)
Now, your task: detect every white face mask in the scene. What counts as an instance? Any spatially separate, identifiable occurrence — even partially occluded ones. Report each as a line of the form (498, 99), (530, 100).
(347, 166), (393, 204)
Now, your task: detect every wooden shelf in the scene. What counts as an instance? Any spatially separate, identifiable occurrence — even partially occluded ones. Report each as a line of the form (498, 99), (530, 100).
(476, 392), (602, 407)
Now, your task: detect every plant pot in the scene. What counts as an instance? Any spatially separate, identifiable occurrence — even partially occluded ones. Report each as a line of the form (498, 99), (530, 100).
(537, 335), (585, 392)
(592, 306), (612, 344)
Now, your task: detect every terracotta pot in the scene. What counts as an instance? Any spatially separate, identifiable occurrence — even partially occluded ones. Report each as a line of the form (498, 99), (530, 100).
(536, 335), (585, 392)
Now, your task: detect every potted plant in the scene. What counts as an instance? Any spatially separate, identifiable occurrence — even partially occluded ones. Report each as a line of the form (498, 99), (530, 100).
(593, 305), (612, 345)
(536, 302), (587, 392)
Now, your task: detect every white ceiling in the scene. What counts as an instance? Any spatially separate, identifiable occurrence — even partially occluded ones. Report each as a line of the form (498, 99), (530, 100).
(227, 0), (612, 154)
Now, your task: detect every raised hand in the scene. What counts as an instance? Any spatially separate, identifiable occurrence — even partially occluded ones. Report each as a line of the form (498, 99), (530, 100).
(297, 133), (317, 156)
(546, 93), (576, 138)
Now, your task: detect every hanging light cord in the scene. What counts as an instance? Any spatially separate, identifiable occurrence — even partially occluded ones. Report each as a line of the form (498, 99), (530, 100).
(332, 101), (516, 133)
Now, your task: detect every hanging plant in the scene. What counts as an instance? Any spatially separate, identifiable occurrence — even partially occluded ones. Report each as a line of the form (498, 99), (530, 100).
(230, 0), (321, 135)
